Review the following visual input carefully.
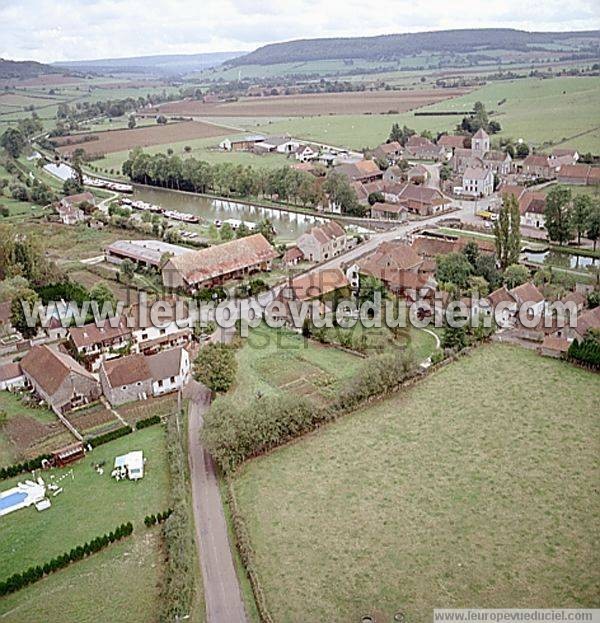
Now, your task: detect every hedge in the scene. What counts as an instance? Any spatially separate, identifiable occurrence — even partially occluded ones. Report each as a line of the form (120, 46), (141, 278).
(158, 415), (195, 622)
(568, 335), (600, 369)
(88, 425), (132, 448)
(0, 522), (133, 597)
(136, 415), (161, 430)
(144, 508), (173, 527)
(0, 454), (52, 481)
(201, 349), (417, 474)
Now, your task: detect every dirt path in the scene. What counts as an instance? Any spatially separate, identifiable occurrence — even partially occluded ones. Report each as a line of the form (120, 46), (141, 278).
(187, 390), (248, 623)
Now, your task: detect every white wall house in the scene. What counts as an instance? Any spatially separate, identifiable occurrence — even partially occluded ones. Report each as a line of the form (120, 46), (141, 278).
(147, 348), (190, 396)
(462, 166), (494, 197)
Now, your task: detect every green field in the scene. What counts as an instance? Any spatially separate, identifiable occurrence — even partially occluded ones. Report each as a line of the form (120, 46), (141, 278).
(0, 425), (169, 578)
(91, 134), (291, 178)
(222, 324), (364, 408)
(231, 344), (600, 622)
(0, 530), (163, 623)
(245, 76), (600, 152)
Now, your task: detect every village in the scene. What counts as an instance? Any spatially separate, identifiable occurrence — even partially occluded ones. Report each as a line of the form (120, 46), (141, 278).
(0, 16), (599, 623)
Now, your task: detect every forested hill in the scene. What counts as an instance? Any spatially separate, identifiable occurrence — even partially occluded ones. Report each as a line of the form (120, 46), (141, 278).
(0, 58), (61, 79)
(226, 28), (600, 66)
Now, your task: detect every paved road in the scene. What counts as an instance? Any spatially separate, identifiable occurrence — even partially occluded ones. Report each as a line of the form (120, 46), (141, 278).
(187, 394), (248, 623)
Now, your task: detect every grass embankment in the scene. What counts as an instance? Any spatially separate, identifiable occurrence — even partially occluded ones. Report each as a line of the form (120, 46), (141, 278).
(232, 345), (600, 622)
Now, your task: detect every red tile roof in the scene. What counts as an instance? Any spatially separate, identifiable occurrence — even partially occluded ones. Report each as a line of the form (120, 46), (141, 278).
(20, 345), (97, 396)
(102, 353), (151, 387)
(286, 269), (349, 301)
(165, 234), (277, 286)
(69, 317), (131, 349)
(510, 282), (544, 304)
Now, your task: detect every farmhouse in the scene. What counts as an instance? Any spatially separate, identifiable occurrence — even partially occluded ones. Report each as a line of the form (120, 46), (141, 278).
(522, 155), (553, 179)
(556, 164), (591, 185)
(260, 135), (301, 154)
(281, 268), (350, 303)
(519, 191), (547, 229)
(295, 144), (316, 162)
(335, 159), (383, 183)
(0, 362), (26, 391)
(99, 353), (153, 406)
(296, 221), (347, 262)
(462, 166), (493, 197)
(550, 148), (579, 167)
(57, 192), (94, 225)
(395, 183), (450, 215)
(372, 141), (403, 163)
(20, 345), (101, 413)
(438, 134), (467, 152)
(485, 286), (518, 325)
(510, 282), (545, 317)
(162, 233), (277, 291)
(404, 135), (445, 161)
(100, 345), (190, 406)
(68, 317), (132, 371)
(105, 239), (189, 269)
(146, 346), (190, 396)
(369, 202), (408, 221)
(407, 164), (428, 184)
(382, 165), (405, 184)
(219, 135), (265, 151)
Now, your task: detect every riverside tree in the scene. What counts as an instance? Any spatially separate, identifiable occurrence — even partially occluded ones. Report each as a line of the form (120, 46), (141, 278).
(544, 185), (573, 246)
(493, 194), (521, 270)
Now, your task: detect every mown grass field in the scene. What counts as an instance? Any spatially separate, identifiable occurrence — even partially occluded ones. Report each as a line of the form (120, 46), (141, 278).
(0, 530), (163, 623)
(232, 344), (600, 622)
(0, 425), (169, 579)
(246, 76), (600, 152)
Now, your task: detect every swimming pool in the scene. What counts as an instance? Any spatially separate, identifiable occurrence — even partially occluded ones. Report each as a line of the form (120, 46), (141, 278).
(0, 491), (28, 512)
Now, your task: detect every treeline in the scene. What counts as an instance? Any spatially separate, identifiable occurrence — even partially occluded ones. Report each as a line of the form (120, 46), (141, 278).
(0, 522), (133, 597)
(201, 349), (417, 473)
(158, 413), (196, 622)
(144, 509), (173, 527)
(568, 333), (600, 369)
(226, 29), (595, 66)
(122, 149), (324, 206)
(0, 454), (51, 481)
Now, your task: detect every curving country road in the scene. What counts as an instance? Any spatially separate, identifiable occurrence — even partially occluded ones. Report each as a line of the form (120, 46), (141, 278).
(187, 389), (248, 623)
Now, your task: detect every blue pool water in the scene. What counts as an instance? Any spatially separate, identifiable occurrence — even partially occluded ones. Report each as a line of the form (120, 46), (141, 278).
(0, 491), (27, 511)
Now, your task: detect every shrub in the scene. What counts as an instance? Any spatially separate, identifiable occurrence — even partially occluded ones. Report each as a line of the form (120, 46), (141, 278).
(194, 343), (237, 393)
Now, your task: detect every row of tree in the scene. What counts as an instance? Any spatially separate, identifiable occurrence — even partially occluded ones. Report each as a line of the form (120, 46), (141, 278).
(0, 522), (134, 597)
(544, 186), (600, 248)
(122, 149), (365, 215)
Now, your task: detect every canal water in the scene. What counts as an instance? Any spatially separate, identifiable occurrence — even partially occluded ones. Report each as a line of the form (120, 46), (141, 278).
(133, 186), (327, 239)
(523, 250), (599, 270)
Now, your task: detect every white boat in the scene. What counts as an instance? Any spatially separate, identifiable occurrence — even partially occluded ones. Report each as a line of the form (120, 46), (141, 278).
(164, 210), (199, 223)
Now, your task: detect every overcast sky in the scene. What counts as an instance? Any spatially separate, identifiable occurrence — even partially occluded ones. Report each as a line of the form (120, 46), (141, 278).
(1, 0), (599, 63)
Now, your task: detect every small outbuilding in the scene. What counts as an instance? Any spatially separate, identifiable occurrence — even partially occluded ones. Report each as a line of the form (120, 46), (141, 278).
(113, 451), (144, 481)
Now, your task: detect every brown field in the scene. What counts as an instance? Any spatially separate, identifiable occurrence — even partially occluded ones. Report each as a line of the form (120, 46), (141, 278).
(4, 415), (76, 460)
(155, 88), (473, 117)
(54, 120), (231, 156)
(0, 74), (86, 88)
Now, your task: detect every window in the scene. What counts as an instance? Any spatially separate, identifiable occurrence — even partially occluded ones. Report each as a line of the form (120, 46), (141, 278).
(170, 376), (176, 383)
(158, 380), (163, 387)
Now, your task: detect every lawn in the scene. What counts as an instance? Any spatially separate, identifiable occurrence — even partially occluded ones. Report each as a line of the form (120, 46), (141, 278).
(0, 530), (163, 623)
(231, 344), (600, 622)
(0, 424), (169, 579)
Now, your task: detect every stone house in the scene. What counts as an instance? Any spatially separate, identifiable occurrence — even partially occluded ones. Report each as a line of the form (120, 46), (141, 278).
(69, 318), (133, 371)
(99, 353), (153, 407)
(296, 221), (347, 262)
(20, 345), (101, 413)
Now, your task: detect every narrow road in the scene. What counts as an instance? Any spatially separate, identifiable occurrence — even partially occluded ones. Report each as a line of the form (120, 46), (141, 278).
(187, 393), (248, 623)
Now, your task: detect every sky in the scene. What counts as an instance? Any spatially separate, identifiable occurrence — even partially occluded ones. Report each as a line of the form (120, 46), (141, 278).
(1, 0), (599, 63)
